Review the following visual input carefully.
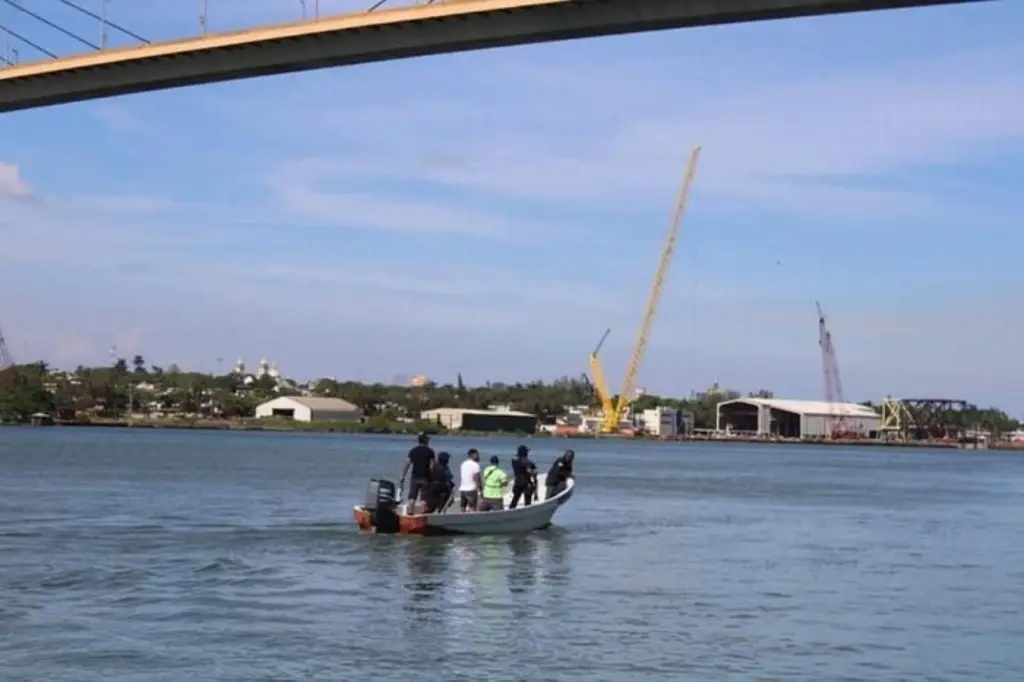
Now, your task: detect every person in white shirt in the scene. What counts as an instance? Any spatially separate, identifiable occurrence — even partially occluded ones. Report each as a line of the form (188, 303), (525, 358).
(458, 448), (482, 512)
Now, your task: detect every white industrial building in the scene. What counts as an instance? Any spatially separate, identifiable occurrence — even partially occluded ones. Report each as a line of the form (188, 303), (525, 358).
(420, 407), (537, 433)
(640, 406), (694, 438)
(254, 396), (363, 423)
(716, 398), (881, 439)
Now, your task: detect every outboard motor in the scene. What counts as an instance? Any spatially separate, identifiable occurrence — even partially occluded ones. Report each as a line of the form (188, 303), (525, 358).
(365, 478), (399, 534)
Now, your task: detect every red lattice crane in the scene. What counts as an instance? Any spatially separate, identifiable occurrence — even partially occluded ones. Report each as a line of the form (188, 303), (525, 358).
(816, 302), (850, 439)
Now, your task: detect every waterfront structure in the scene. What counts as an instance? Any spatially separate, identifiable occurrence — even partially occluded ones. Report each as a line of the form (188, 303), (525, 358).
(716, 398), (881, 439)
(641, 407), (694, 437)
(420, 407), (537, 433)
(254, 396), (362, 423)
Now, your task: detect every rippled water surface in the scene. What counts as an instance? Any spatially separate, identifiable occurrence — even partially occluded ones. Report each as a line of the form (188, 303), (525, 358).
(2, 428), (1023, 681)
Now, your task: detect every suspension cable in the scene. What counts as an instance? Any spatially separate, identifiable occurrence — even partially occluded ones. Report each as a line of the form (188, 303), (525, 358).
(0, 23), (58, 58)
(0, 0), (97, 50)
(53, 0), (149, 44)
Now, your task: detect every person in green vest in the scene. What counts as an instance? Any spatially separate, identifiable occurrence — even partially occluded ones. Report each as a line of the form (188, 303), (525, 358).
(479, 455), (509, 511)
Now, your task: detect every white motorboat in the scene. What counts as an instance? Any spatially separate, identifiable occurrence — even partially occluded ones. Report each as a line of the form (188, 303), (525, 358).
(354, 472), (574, 536)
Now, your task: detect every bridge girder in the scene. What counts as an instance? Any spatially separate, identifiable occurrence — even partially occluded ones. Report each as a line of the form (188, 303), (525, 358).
(0, 0), (990, 113)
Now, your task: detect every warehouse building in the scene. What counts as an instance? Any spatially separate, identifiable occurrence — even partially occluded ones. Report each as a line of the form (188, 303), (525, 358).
(254, 396), (363, 423)
(420, 407), (537, 434)
(716, 398), (881, 439)
(640, 406), (694, 437)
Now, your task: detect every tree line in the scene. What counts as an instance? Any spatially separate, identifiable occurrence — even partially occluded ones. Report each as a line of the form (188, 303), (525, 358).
(0, 357), (1018, 434)
(0, 357), (723, 426)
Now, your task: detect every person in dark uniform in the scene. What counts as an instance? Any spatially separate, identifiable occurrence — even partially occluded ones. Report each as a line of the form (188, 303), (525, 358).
(545, 449), (575, 500)
(425, 451), (455, 513)
(400, 433), (435, 504)
(509, 444), (537, 509)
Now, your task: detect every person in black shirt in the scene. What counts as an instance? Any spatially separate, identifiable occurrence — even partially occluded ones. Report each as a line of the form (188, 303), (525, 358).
(401, 433), (435, 505)
(509, 444), (537, 509)
(425, 451), (455, 513)
(545, 449), (575, 500)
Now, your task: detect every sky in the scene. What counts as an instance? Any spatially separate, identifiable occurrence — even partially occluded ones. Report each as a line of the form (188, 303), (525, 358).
(0, 0), (1022, 410)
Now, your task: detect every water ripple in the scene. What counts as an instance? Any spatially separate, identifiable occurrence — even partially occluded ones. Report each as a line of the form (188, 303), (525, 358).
(1, 430), (1023, 680)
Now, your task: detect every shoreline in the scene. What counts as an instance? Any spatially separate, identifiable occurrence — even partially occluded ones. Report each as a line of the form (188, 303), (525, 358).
(8, 418), (1022, 451)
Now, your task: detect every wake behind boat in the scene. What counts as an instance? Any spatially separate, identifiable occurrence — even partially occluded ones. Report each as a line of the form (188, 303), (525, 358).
(354, 472), (574, 536)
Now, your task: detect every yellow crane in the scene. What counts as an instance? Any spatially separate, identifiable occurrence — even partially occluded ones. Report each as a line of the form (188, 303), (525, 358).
(595, 145), (702, 433)
(588, 328), (616, 425)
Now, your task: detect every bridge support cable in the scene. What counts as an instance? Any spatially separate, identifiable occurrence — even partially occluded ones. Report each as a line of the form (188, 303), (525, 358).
(0, 23), (58, 59)
(53, 0), (149, 44)
(0, 0), (98, 50)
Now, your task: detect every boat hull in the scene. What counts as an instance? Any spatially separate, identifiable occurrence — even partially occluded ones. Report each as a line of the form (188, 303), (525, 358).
(354, 473), (573, 536)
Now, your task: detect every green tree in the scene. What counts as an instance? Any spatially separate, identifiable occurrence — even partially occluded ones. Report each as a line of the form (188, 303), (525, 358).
(0, 363), (56, 421)
(18, 353), (1022, 437)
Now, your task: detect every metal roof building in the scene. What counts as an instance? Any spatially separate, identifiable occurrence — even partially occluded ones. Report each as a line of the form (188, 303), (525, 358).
(421, 407), (537, 434)
(254, 396), (363, 422)
(716, 397), (881, 439)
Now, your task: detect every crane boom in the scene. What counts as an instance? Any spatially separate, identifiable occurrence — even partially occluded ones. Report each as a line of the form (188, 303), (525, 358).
(588, 329), (617, 426)
(612, 145), (701, 425)
(816, 301), (850, 438)
(0, 323), (11, 369)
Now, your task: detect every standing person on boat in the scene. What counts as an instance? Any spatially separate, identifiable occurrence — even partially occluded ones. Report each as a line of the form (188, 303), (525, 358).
(458, 448), (482, 512)
(400, 433), (435, 505)
(425, 451), (455, 513)
(545, 449), (575, 501)
(479, 455), (510, 512)
(509, 444), (538, 509)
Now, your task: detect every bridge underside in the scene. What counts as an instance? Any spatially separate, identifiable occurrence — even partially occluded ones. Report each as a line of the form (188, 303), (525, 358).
(0, 0), (986, 113)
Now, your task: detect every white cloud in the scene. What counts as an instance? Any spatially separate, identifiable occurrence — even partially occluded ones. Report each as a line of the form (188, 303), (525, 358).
(1, 195), (1020, 401)
(265, 158), (596, 241)
(68, 195), (177, 215)
(0, 161), (33, 199)
(86, 103), (143, 134)
(233, 41), (1023, 222)
(0, 187), (228, 270)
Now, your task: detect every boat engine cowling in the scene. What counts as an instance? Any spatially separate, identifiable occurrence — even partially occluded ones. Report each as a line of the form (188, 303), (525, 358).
(365, 478), (399, 534)
(364, 478), (396, 510)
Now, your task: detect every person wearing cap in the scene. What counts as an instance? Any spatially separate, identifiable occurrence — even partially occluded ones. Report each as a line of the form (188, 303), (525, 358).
(458, 448), (482, 512)
(479, 455), (509, 512)
(545, 449), (575, 501)
(509, 444), (538, 508)
(425, 451), (455, 513)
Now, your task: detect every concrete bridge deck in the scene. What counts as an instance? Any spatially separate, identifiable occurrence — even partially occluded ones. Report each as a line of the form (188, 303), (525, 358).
(0, 0), (988, 113)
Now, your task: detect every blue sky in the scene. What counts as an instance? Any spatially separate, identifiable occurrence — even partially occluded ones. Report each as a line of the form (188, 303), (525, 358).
(1, 0), (1022, 410)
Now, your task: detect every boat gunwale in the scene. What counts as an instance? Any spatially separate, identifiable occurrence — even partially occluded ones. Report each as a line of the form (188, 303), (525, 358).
(353, 475), (574, 520)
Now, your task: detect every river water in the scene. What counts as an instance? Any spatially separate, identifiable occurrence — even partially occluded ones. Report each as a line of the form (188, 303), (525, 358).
(1, 428), (1022, 681)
